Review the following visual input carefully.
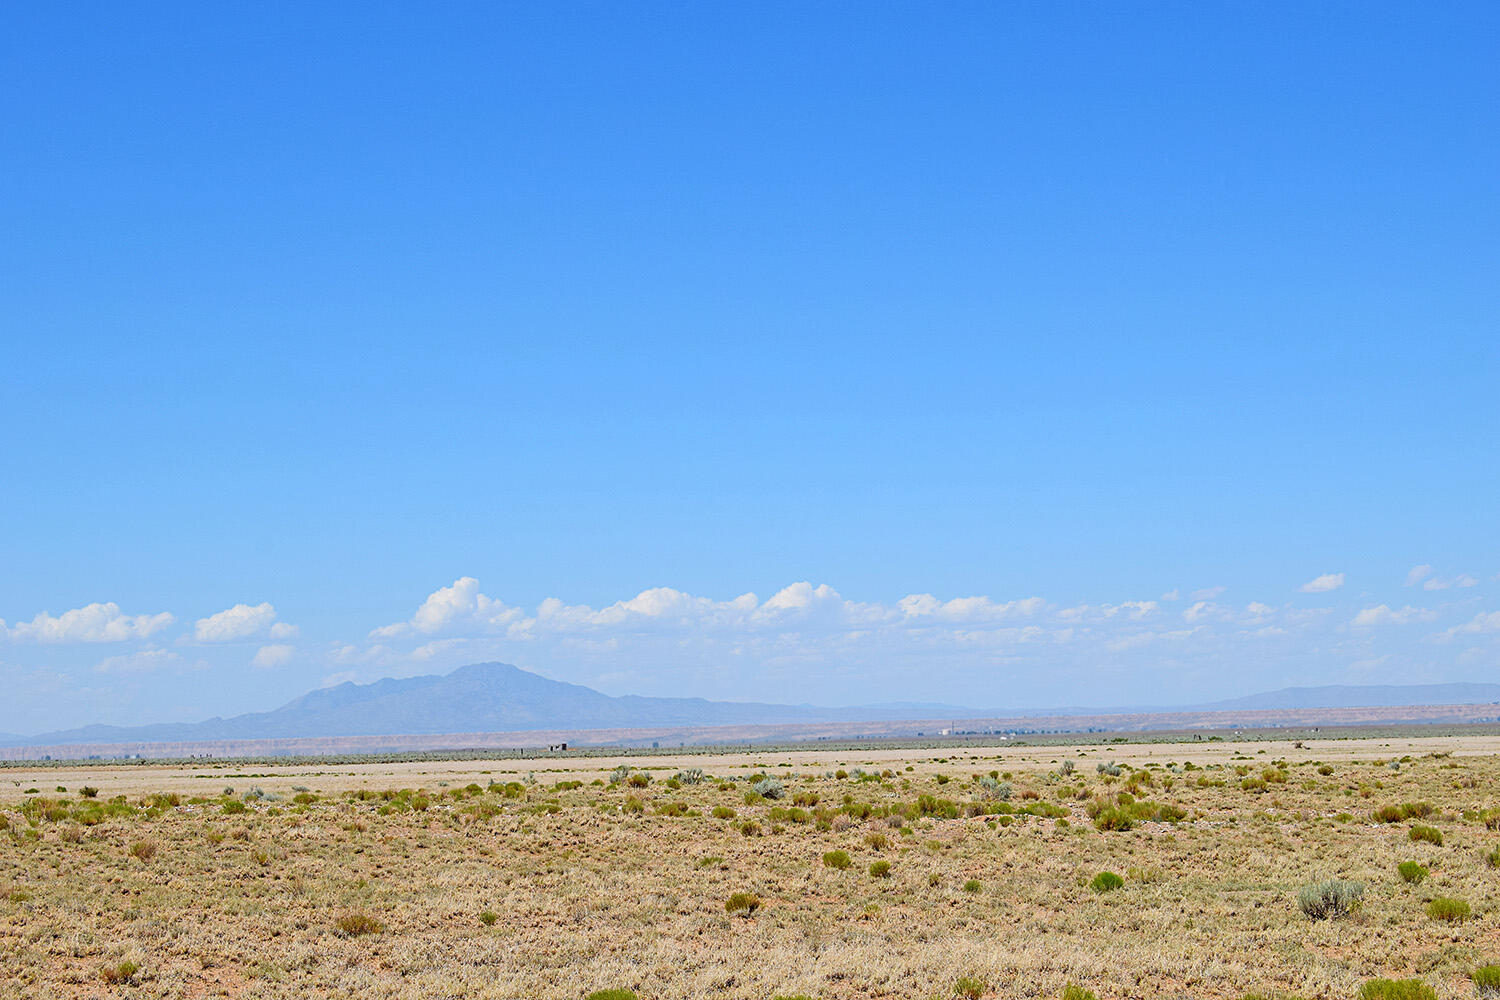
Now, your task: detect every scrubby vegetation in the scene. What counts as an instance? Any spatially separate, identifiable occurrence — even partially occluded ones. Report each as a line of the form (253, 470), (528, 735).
(3, 738), (1499, 998)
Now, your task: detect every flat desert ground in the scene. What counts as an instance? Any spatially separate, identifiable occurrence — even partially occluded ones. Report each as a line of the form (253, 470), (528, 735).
(3, 734), (1500, 998)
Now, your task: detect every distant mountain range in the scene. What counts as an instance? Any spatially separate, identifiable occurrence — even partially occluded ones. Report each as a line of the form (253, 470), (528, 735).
(4, 663), (1499, 748)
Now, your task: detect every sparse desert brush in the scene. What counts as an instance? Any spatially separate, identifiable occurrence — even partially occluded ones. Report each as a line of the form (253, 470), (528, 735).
(129, 839), (157, 861)
(1090, 871), (1124, 893)
(1487, 844), (1500, 868)
(479, 910), (498, 926)
(1425, 896), (1470, 922)
(752, 778), (785, 800)
(79, 786), (99, 798)
(335, 913), (384, 937)
(1062, 986), (1098, 1000)
(739, 820), (760, 836)
(221, 800), (247, 815)
(724, 891), (761, 916)
(584, 991), (638, 1000)
(870, 860), (892, 878)
(865, 831), (890, 851)
(954, 975), (986, 999)
(1472, 966), (1500, 997)
(626, 773), (650, 788)
(1397, 861), (1428, 884)
(962, 878), (982, 893)
(99, 960), (139, 985)
(1091, 806), (1134, 831)
(712, 805), (736, 819)
(674, 768), (705, 785)
(1408, 824), (1442, 845)
(822, 849), (852, 870)
(1297, 879), (1363, 920)
(1358, 978), (1436, 1000)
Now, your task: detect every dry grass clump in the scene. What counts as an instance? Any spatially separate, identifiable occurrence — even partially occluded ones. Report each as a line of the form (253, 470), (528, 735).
(1297, 879), (1363, 920)
(1089, 871), (1124, 893)
(1358, 979), (1436, 1000)
(1472, 966), (1500, 998)
(99, 960), (139, 985)
(1407, 824), (1442, 845)
(953, 975), (987, 999)
(335, 912), (384, 937)
(128, 839), (157, 861)
(1396, 861), (1428, 884)
(724, 891), (761, 916)
(1425, 896), (1470, 923)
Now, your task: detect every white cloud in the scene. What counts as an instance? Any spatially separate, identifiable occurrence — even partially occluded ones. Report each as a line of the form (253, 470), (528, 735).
(1351, 605), (1438, 627)
(270, 621), (299, 639)
(3, 602), (175, 643)
(372, 576), (522, 638)
(1299, 573), (1345, 594)
(1405, 564), (1434, 587)
(1446, 610), (1500, 637)
(1422, 573), (1478, 591)
(194, 602), (285, 642)
(250, 644), (296, 669)
(1160, 589), (1180, 602)
(1190, 586), (1226, 601)
(94, 648), (181, 674)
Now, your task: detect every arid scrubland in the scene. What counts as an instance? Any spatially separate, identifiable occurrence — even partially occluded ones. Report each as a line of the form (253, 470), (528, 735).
(3, 741), (1500, 1000)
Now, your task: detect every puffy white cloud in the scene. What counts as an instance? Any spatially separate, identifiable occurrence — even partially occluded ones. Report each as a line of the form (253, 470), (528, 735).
(4, 602), (174, 643)
(269, 621), (299, 639)
(1299, 573), (1345, 594)
(1190, 586), (1226, 601)
(372, 577), (522, 638)
(1405, 564), (1434, 587)
(251, 644), (296, 669)
(194, 602), (282, 642)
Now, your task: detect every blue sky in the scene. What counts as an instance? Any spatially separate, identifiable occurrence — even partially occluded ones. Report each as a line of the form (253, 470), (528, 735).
(2, 4), (1496, 734)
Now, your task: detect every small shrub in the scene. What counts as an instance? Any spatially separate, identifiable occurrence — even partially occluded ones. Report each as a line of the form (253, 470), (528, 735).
(865, 831), (890, 851)
(962, 878), (982, 893)
(1090, 871), (1124, 893)
(479, 911), (498, 926)
(712, 805), (736, 819)
(1471, 966), (1500, 997)
(725, 891), (761, 916)
(1092, 807), (1134, 831)
(129, 840), (157, 862)
(1426, 896), (1470, 923)
(626, 773), (650, 788)
(1062, 987), (1099, 1000)
(1297, 879), (1363, 920)
(751, 778), (785, 800)
(1409, 824), (1442, 845)
(870, 860), (892, 878)
(100, 961), (139, 985)
(1397, 861), (1428, 884)
(1358, 979), (1436, 1000)
(585, 992), (639, 1000)
(335, 913), (383, 937)
(954, 975), (987, 999)
(822, 850), (852, 870)
(79, 786), (100, 799)
(1488, 845), (1500, 868)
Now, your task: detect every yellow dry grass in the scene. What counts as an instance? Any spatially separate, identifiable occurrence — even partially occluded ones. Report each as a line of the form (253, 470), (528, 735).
(2, 738), (1499, 999)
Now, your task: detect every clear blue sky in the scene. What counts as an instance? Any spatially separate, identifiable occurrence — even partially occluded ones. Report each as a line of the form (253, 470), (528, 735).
(2, 3), (1496, 733)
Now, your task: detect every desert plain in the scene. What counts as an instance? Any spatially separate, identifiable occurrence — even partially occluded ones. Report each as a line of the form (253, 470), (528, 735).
(3, 734), (1500, 999)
